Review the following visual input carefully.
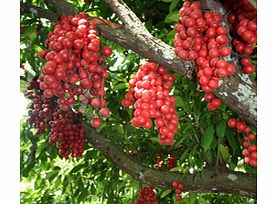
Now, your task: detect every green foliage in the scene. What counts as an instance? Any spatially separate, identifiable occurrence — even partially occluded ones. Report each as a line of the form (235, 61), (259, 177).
(20, 0), (256, 203)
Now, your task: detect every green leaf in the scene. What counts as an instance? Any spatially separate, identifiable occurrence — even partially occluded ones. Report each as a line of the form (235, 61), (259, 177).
(219, 144), (230, 161)
(201, 125), (214, 151)
(113, 83), (129, 90)
(169, 0), (180, 12)
(20, 80), (28, 93)
(63, 176), (69, 193)
(161, 0), (173, 2)
(216, 120), (226, 138)
(149, 137), (159, 143)
(70, 164), (85, 174)
(175, 96), (185, 107)
(161, 189), (172, 198)
(226, 128), (240, 153)
(53, 166), (61, 171)
(47, 170), (59, 182)
(164, 11), (180, 24)
(169, 166), (183, 172)
(78, 189), (88, 203)
(179, 148), (190, 162)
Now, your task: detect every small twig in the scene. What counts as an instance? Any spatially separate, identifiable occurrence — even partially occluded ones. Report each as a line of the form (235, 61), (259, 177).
(20, 3), (59, 21)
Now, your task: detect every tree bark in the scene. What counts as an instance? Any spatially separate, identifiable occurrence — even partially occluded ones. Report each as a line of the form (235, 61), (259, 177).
(81, 119), (257, 199)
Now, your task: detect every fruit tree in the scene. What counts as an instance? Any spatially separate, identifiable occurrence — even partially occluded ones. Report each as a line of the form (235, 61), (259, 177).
(20, 0), (257, 203)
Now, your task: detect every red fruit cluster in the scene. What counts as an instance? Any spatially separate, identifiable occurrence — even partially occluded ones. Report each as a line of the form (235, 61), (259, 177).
(122, 62), (179, 145)
(172, 181), (185, 202)
(37, 12), (112, 128)
(174, 1), (236, 111)
(240, 57), (255, 74)
(155, 155), (163, 168)
(227, 118), (257, 168)
(166, 155), (177, 170)
(49, 110), (85, 159)
(135, 187), (157, 204)
(225, 0), (257, 55)
(25, 80), (57, 135)
(204, 92), (222, 111)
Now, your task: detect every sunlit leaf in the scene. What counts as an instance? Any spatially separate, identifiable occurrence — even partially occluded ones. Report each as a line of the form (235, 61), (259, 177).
(164, 11), (180, 23)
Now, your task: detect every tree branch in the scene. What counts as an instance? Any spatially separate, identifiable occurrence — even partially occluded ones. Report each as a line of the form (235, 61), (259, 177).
(20, 3), (59, 21)
(97, 24), (194, 78)
(80, 119), (256, 199)
(44, 0), (77, 15)
(21, 0), (257, 126)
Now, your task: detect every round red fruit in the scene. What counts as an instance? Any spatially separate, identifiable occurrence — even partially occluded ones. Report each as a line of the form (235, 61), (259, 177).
(208, 48), (219, 58)
(102, 46), (112, 57)
(204, 92), (215, 101)
(216, 35), (228, 45)
(208, 79), (219, 89)
(175, 189), (182, 194)
(243, 64), (255, 74)
(227, 118), (237, 128)
(177, 183), (184, 190)
(220, 47), (231, 56)
(211, 98), (222, 108)
(91, 118), (102, 128)
(249, 159), (257, 168)
(38, 50), (48, 59)
(242, 46), (253, 55)
(176, 196), (182, 201)
(43, 89), (54, 98)
(242, 30), (255, 42)
(172, 181), (178, 187)
(99, 107), (110, 118)
(226, 63), (236, 75)
(240, 57), (251, 65)
(248, 133), (256, 140)
(242, 149), (249, 157)
(91, 98), (101, 107)
(236, 122), (247, 132)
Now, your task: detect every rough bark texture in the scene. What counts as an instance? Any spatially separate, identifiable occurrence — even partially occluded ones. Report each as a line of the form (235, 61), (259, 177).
(81, 120), (257, 199)
(98, 24), (195, 78)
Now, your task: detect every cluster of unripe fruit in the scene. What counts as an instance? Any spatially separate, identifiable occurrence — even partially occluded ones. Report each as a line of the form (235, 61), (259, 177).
(122, 62), (179, 145)
(172, 181), (185, 202)
(155, 155), (176, 170)
(37, 12), (112, 129)
(225, 0), (257, 55)
(25, 80), (57, 135)
(49, 110), (85, 159)
(135, 187), (157, 204)
(227, 118), (257, 168)
(174, 0), (236, 112)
